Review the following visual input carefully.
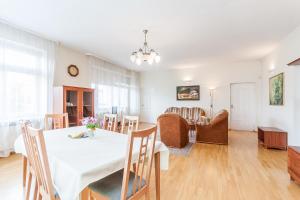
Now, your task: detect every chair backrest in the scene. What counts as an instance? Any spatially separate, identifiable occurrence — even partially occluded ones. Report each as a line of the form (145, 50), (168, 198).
(20, 120), (35, 171)
(103, 113), (118, 132)
(21, 123), (56, 200)
(121, 126), (157, 200)
(45, 113), (69, 130)
(121, 115), (139, 134)
(158, 113), (190, 146)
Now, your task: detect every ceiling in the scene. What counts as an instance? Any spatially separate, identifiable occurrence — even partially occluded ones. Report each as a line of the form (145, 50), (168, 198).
(1, 0), (300, 71)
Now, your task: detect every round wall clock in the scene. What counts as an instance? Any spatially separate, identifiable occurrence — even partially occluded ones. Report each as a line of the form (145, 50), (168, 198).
(68, 65), (79, 77)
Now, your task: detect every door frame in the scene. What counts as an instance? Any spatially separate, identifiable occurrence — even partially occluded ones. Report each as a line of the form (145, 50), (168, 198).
(230, 82), (257, 131)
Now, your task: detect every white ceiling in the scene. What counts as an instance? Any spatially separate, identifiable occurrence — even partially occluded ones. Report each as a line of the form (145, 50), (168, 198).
(1, 0), (300, 71)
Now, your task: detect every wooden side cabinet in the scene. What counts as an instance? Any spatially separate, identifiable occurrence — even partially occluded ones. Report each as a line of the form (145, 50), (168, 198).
(54, 86), (94, 127)
(257, 127), (287, 150)
(288, 146), (300, 184)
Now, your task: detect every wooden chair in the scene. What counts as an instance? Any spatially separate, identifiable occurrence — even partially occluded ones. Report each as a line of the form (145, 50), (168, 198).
(121, 116), (139, 134)
(103, 113), (118, 132)
(45, 113), (69, 130)
(21, 123), (59, 200)
(20, 121), (37, 200)
(88, 126), (158, 200)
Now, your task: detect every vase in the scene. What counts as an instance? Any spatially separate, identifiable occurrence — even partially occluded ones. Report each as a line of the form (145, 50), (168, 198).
(87, 128), (96, 138)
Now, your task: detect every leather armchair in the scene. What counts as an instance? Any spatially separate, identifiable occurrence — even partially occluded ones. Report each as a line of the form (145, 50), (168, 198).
(157, 113), (189, 148)
(196, 110), (228, 145)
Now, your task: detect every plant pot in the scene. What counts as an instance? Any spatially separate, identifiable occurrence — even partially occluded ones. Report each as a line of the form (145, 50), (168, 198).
(87, 128), (96, 137)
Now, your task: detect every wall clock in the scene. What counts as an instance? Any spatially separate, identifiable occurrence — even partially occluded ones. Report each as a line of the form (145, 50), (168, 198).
(68, 65), (79, 77)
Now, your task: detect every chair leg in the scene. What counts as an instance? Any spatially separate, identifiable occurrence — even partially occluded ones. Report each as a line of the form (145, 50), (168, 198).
(145, 188), (150, 200)
(33, 179), (38, 200)
(25, 171), (32, 200)
(22, 156), (27, 188)
(37, 188), (42, 200)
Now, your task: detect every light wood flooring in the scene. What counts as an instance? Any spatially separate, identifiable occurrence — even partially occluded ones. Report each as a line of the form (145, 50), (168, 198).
(1, 130), (300, 200)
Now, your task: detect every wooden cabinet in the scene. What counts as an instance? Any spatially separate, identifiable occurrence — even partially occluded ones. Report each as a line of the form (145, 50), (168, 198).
(288, 146), (300, 184)
(54, 86), (94, 127)
(257, 127), (287, 150)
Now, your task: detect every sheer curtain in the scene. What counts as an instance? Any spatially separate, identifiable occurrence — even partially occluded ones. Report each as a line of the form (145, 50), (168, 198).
(0, 22), (55, 157)
(88, 56), (140, 118)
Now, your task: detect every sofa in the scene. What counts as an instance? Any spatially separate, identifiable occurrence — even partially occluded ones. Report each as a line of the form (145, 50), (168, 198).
(195, 110), (228, 145)
(157, 113), (189, 148)
(165, 107), (206, 122)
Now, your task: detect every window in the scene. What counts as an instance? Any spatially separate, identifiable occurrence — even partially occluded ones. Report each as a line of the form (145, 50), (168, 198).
(89, 56), (140, 116)
(0, 39), (49, 122)
(0, 22), (55, 157)
(94, 84), (129, 114)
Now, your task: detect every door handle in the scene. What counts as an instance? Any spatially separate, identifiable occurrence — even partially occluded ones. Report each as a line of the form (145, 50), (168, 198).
(230, 104), (234, 109)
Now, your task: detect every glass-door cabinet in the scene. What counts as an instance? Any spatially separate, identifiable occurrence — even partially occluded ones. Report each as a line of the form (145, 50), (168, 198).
(65, 88), (79, 126)
(53, 86), (94, 127)
(82, 89), (94, 118)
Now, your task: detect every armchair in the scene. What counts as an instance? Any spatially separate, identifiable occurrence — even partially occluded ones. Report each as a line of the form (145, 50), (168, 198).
(157, 113), (189, 148)
(196, 110), (228, 145)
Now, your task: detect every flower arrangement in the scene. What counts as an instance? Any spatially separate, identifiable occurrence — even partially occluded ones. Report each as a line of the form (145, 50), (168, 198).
(81, 117), (99, 130)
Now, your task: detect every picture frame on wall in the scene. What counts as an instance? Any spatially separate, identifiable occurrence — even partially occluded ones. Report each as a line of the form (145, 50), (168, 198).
(176, 85), (200, 100)
(269, 72), (284, 105)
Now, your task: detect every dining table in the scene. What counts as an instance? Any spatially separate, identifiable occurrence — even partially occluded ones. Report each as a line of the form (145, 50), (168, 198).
(14, 126), (169, 200)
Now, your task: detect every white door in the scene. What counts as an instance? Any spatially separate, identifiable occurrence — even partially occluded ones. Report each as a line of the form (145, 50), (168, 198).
(230, 83), (256, 131)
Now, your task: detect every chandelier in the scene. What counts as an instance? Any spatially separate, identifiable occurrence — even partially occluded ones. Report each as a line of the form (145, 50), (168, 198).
(130, 30), (160, 65)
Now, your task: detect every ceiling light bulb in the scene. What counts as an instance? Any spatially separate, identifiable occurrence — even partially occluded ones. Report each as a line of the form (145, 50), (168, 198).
(136, 58), (142, 65)
(137, 49), (143, 58)
(155, 55), (160, 63)
(130, 53), (136, 63)
(148, 58), (154, 65)
(150, 49), (156, 58)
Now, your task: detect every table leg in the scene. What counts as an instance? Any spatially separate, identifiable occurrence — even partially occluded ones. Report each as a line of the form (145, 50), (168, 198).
(154, 152), (160, 200)
(22, 156), (27, 188)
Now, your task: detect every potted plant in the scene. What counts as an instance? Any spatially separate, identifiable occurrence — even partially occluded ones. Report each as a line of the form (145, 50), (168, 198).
(81, 117), (99, 137)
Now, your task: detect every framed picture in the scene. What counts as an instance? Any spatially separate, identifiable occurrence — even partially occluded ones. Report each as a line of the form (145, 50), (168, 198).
(176, 85), (200, 100)
(269, 72), (284, 105)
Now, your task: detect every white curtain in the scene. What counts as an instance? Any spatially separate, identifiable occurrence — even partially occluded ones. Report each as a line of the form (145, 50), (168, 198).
(0, 22), (55, 157)
(88, 56), (140, 117)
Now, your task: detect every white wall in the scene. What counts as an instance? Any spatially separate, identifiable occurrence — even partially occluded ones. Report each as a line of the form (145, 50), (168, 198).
(260, 26), (300, 146)
(140, 61), (262, 123)
(54, 45), (90, 87)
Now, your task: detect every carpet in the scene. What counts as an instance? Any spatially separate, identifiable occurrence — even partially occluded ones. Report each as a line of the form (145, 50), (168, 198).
(168, 133), (196, 156)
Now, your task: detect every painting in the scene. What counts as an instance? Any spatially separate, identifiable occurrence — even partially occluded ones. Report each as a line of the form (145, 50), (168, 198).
(176, 85), (200, 100)
(269, 73), (284, 105)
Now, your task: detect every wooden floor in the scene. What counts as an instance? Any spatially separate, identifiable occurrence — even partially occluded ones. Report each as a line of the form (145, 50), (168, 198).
(1, 130), (300, 200)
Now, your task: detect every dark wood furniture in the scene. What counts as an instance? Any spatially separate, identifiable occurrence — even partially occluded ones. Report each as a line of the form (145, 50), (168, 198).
(288, 146), (300, 184)
(54, 86), (94, 127)
(257, 127), (287, 150)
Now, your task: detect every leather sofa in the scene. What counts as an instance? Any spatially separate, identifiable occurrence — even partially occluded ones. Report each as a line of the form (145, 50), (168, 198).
(195, 110), (228, 145)
(157, 113), (189, 148)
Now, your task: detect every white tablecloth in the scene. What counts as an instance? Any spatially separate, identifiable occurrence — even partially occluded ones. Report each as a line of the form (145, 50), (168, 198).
(14, 126), (169, 200)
